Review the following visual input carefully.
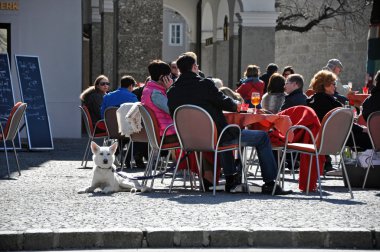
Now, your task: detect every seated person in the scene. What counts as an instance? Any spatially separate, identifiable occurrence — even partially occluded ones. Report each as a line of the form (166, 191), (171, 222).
(307, 70), (372, 172)
(101, 75), (147, 168)
(261, 73), (285, 113)
(236, 65), (264, 108)
(80, 75), (109, 132)
(280, 74), (307, 111)
(167, 52), (292, 195)
(362, 70), (380, 121)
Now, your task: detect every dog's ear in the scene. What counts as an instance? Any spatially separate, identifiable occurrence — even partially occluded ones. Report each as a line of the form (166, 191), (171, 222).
(90, 141), (100, 154)
(109, 141), (118, 154)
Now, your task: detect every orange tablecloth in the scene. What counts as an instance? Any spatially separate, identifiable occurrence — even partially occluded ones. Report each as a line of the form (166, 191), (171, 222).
(223, 111), (292, 136)
(347, 93), (369, 107)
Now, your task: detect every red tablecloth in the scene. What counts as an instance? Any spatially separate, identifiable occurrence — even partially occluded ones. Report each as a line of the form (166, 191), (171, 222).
(223, 111), (292, 137)
(347, 93), (370, 107)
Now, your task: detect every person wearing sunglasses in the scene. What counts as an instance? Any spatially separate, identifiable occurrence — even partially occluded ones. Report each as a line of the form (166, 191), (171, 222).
(80, 74), (110, 132)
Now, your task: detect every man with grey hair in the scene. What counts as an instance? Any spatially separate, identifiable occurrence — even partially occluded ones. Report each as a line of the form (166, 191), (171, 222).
(322, 58), (351, 97)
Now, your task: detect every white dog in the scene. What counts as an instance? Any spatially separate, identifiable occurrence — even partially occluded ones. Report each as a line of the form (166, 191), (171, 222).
(78, 141), (149, 194)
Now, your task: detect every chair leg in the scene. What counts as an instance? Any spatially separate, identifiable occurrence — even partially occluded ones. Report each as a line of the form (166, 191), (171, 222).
(196, 152), (205, 192)
(362, 150), (374, 189)
(315, 155), (323, 199)
(143, 149), (155, 186)
(121, 140), (132, 171)
(3, 139), (11, 178)
(81, 138), (91, 167)
(272, 148), (287, 195)
(169, 149), (183, 193)
(238, 147), (250, 194)
(341, 154), (354, 199)
(306, 155), (313, 195)
(213, 152), (218, 196)
(12, 140), (21, 176)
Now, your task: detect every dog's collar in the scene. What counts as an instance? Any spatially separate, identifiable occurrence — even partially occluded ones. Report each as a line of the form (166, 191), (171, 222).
(96, 166), (116, 172)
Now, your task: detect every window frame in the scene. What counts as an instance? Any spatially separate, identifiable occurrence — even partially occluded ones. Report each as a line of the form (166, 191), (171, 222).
(169, 23), (183, 46)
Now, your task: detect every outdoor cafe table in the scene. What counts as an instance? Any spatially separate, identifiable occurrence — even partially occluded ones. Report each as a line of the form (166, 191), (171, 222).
(223, 110), (292, 136)
(347, 93), (370, 108)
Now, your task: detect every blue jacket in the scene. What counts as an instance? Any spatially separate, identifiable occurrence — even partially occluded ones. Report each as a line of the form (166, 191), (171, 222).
(100, 88), (138, 118)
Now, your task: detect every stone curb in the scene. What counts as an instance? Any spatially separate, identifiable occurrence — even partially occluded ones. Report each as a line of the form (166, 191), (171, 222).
(0, 228), (377, 250)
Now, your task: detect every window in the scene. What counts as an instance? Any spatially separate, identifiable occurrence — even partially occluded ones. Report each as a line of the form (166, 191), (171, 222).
(169, 23), (182, 46)
(0, 23), (11, 56)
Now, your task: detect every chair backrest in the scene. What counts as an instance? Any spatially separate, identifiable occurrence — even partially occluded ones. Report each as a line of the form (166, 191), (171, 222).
(367, 111), (380, 152)
(104, 106), (124, 139)
(2, 102), (27, 141)
(317, 108), (353, 155)
(138, 105), (161, 150)
(79, 105), (94, 136)
(173, 105), (217, 152)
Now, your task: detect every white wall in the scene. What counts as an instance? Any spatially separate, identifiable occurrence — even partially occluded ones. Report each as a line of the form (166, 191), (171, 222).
(0, 0), (82, 138)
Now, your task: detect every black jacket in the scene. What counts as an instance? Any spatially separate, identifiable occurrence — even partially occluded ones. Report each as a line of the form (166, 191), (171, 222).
(280, 88), (307, 111)
(362, 85), (380, 121)
(307, 92), (342, 122)
(167, 71), (238, 142)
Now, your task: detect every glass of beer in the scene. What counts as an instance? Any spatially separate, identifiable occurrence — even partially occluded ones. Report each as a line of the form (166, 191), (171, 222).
(251, 92), (260, 114)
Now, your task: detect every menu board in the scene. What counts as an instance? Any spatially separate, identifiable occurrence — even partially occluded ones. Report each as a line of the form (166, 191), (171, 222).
(15, 55), (53, 150)
(0, 53), (21, 149)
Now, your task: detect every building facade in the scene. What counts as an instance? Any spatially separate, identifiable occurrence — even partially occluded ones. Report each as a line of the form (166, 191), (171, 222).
(0, 0), (372, 140)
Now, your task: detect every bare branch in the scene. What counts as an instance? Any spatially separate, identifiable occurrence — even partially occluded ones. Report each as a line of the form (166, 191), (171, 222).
(275, 0), (373, 33)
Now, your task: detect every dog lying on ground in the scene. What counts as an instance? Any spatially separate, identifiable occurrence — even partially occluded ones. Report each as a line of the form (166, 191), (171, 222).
(78, 141), (149, 194)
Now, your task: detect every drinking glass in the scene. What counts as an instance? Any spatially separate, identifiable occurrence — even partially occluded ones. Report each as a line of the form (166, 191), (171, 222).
(251, 92), (260, 114)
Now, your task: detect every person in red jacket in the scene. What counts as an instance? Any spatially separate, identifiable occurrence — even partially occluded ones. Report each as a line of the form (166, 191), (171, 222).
(236, 65), (264, 108)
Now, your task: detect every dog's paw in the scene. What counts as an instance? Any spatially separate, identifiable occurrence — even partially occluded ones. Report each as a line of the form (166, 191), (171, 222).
(78, 187), (94, 194)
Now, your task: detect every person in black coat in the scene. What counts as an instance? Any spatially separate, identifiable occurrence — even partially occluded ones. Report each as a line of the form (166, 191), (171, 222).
(280, 74), (307, 111)
(307, 70), (372, 159)
(260, 63), (278, 93)
(167, 52), (292, 195)
(362, 70), (380, 121)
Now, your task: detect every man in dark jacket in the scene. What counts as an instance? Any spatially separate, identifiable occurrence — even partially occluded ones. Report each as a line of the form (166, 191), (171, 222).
(280, 74), (307, 111)
(167, 52), (291, 195)
(260, 63), (278, 93)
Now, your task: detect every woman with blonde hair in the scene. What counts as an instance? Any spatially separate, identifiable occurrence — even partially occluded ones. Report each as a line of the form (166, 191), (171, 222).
(307, 70), (371, 173)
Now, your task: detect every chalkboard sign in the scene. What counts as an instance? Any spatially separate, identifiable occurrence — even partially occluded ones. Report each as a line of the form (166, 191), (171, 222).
(15, 55), (53, 150)
(0, 53), (21, 149)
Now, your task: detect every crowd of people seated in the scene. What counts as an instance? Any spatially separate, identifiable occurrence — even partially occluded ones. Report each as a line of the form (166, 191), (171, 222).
(80, 53), (379, 194)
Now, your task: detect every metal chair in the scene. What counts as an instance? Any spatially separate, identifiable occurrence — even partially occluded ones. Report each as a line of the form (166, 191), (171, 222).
(0, 102), (27, 177)
(139, 104), (182, 188)
(79, 105), (108, 168)
(171, 104), (247, 195)
(273, 107), (355, 199)
(104, 106), (130, 167)
(362, 111), (380, 188)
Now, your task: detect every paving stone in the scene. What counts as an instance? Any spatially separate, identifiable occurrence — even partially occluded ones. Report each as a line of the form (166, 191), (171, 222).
(0, 231), (23, 251)
(102, 228), (143, 248)
(0, 139), (380, 250)
(145, 227), (174, 248)
(23, 229), (54, 250)
(326, 228), (373, 249)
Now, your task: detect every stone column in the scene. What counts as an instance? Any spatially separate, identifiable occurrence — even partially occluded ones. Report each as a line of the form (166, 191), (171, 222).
(118, 0), (163, 83)
(91, 0), (101, 83)
(100, 0), (114, 85)
(236, 6), (278, 71)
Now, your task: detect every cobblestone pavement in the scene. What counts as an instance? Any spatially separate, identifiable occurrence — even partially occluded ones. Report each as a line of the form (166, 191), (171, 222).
(0, 139), (380, 250)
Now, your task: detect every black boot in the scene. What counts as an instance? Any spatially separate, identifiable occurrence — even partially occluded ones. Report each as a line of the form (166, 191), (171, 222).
(225, 173), (241, 193)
